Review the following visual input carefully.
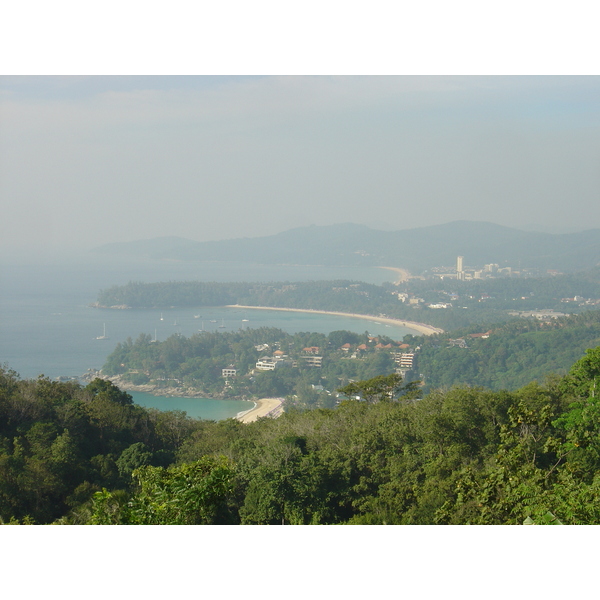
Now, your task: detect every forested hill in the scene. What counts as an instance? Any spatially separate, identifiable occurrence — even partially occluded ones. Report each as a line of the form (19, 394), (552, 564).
(99, 311), (600, 403)
(95, 269), (600, 332)
(4, 345), (600, 525)
(91, 221), (600, 273)
(415, 310), (600, 391)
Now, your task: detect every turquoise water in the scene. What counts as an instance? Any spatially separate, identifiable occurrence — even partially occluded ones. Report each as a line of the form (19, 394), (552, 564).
(129, 391), (254, 421)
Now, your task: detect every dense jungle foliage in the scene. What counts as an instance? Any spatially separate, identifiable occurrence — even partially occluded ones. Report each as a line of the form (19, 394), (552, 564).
(416, 310), (600, 391)
(0, 371), (202, 524)
(3, 344), (600, 524)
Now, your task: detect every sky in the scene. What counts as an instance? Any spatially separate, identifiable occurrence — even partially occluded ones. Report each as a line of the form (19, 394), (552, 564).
(1, 2), (600, 260)
(1, 75), (600, 257)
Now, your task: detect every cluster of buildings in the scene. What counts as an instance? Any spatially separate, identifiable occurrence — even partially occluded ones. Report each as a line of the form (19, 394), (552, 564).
(430, 256), (551, 281)
(508, 310), (567, 321)
(447, 330), (492, 349)
(221, 339), (419, 379)
(560, 296), (600, 306)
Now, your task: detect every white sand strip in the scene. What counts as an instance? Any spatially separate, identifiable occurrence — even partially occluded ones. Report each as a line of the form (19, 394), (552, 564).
(226, 305), (443, 336)
(377, 266), (411, 284)
(237, 397), (284, 423)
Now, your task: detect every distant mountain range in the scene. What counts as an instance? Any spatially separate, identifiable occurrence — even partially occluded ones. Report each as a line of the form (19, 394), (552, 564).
(91, 221), (600, 273)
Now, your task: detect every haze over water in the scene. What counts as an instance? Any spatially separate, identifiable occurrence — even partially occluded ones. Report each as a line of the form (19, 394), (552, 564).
(0, 256), (408, 380)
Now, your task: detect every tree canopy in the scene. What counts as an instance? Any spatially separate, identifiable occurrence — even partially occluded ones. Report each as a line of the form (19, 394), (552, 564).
(4, 343), (600, 524)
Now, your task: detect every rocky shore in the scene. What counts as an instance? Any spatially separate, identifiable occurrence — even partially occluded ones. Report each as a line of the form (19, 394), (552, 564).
(89, 302), (132, 309)
(102, 374), (250, 401)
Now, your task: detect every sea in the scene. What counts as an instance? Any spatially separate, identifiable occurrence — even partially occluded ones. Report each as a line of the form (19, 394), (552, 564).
(0, 254), (410, 420)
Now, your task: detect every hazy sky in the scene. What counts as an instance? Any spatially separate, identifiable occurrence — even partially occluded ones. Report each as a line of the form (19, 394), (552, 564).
(2, 75), (599, 255)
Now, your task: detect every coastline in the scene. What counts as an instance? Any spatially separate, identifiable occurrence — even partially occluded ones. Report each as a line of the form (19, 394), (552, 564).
(226, 305), (444, 336)
(103, 375), (245, 401)
(101, 375), (284, 423)
(236, 397), (285, 423)
(377, 266), (411, 284)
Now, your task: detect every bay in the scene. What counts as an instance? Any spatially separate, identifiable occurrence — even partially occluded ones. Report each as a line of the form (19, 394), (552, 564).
(0, 256), (411, 418)
(128, 391), (254, 421)
(0, 302), (412, 379)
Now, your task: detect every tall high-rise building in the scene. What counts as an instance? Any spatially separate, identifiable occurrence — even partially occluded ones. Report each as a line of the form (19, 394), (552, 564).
(456, 256), (463, 273)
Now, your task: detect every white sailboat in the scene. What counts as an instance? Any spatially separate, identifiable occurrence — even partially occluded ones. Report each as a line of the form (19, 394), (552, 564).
(198, 320), (206, 332)
(218, 318), (226, 328)
(160, 313), (164, 321)
(150, 329), (158, 343)
(96, 323), (109, 340)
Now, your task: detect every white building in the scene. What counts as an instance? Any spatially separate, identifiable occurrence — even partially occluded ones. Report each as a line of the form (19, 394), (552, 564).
(255, 357), (293, 371)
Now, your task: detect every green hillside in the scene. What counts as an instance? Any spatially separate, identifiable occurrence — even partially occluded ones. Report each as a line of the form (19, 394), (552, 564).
(4, 345), (600, 525)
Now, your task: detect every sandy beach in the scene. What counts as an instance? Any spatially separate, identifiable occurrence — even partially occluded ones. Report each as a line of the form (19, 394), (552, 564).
(237, 397), (284, 423)
(377, 266), (411, 284)
(226, 305), (444, 336)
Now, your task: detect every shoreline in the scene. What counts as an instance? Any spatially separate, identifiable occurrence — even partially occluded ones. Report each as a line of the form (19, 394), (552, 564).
(101, 375), (283, 423)
(377, 266), (411, 284)
(103, 375), (248, 402)
(226, 305), (444, 336)
(236, 397), (285, 423)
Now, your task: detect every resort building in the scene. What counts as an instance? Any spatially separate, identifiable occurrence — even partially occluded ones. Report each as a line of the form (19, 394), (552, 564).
(299, 355), (323, 368)
(255, 357), (294, 371)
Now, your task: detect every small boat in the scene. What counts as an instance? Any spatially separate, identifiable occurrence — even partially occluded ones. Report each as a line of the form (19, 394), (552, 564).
(150, 329), (158, 343)
(210, 319), (217, 323)
(96, 323), (109, 340)
(160, 313), (164, 321)
(194, 315), (201, 319)
(218, 319), (226, 328)
(198, 321), (206, 332)
(241, 318), (249, 322)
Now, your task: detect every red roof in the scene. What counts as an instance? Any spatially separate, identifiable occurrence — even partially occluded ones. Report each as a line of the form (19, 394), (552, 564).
(468, 330), (492, 338)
